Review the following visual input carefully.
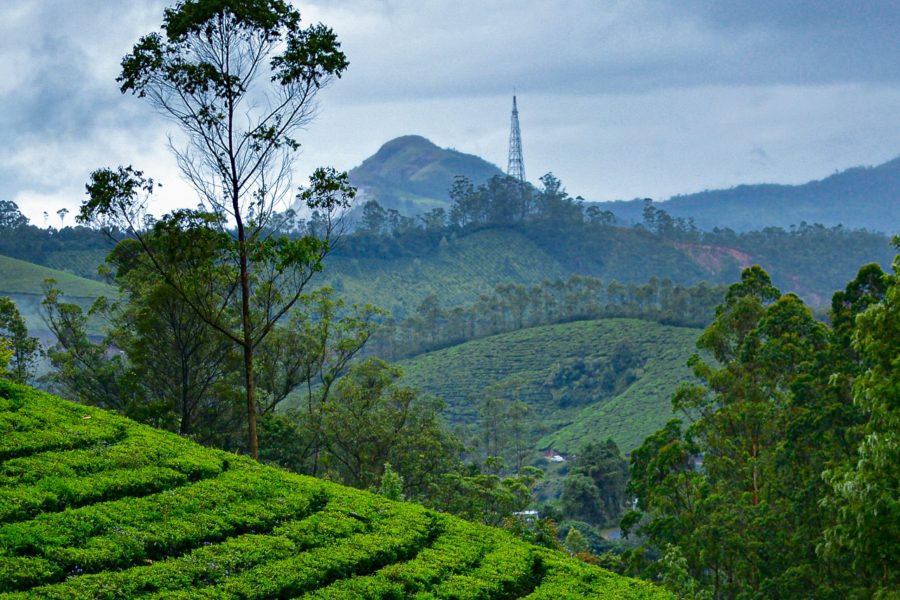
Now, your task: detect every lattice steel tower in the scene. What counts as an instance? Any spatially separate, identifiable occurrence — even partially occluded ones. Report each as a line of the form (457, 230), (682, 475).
(507, 95), (525, 182)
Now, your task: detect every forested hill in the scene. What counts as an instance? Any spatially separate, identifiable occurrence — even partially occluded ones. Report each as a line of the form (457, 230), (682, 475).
(348, 135), (504, 214)
(0, 380), (669, 599)
(328, 218), (894, 313)
(600, 155), (900, 233)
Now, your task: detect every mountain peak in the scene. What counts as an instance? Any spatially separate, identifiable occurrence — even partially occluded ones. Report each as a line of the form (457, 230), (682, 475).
(376, 134), (439, 153)
(349, 135), (504, 214)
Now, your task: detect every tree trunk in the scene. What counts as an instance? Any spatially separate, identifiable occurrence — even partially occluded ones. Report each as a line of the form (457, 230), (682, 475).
(243, 340), (258, 459)
(240, 250), (259, 460)
(180, 366), (191, 435)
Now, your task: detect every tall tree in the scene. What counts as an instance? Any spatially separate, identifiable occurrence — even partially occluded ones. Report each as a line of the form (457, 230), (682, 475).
(821, 248), (900, 597)
(79, 0), (352, 459)
(625, 266), (852, 598)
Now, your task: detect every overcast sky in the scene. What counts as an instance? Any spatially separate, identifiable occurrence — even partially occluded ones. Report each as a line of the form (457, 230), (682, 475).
(3, 1), (900, 224)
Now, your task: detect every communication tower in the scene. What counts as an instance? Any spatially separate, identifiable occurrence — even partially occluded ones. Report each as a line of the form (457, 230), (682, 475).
(507, 95), (525, 183)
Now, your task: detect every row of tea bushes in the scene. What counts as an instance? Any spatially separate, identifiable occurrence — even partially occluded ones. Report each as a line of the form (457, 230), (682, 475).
(0, 381), (669, 599)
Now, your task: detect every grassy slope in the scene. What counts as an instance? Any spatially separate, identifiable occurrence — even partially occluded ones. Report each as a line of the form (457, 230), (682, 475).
(0, 255), (115, 340)
(0, 256), (116, 343)
(0, 255), (113, 298)
(324, 229), (571, 315)
(0, 381), (669, 599)
(399, 318), (700, 455)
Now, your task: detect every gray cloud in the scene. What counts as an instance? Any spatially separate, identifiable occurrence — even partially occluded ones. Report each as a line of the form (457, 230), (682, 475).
(310, 0), (900, 102)
(2, 1), (900, 223)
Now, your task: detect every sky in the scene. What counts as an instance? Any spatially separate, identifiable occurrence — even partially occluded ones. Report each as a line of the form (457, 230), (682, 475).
(3, 1), (900, 225)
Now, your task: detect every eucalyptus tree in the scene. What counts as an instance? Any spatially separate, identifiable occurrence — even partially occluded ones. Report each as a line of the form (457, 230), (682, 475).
(79, 0), (352, 458)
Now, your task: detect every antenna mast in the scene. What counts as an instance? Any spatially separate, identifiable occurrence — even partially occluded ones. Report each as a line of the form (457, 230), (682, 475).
(507, 95), (525, 183)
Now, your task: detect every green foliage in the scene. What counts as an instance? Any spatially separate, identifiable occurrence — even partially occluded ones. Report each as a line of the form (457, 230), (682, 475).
(561, 440), (628, 527)
(625, 261), (900, 599)
(318, 358), (457, 492)
(658, 545), (712, 600)
(330, 183), (893, 320)
(79, 0), (356, 461)
(0, 339), (11, 380)
(41, 284), (138, 417)
(821, 251), (900, 597)
(0, 381), (668, 598)
(374, 275), (724, 360)
(397, 318), (700, 458)
(426, 466), (542, 528)
(378, 463), (404, 501)
(0, 201), (29, 229)
(0, 200), (114, 280)
(565, 527), (589, 555)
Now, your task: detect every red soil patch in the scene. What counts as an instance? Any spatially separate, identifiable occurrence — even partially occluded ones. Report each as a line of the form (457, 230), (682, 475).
(673, 243), (754, 275)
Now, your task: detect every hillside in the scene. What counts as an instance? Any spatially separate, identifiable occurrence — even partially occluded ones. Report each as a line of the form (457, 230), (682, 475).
(398, 319), (700, 456)
(326, 228), (571, 316)
(0, 255), (112, 298)
(349, 135), (505, 214)
(600, 155), (900, 233)
(0, 255), (115, 340)
(326, 224), (893, 316)
(0, 380), (668, 599)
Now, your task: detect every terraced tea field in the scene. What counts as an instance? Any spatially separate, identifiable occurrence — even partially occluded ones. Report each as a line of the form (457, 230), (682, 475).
(399, 318), (700, 454)
(0, 381), (669, 598)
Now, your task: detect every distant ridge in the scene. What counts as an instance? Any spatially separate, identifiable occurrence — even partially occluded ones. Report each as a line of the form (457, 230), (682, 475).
(599, 156), (900, 233)
(348, 135), (504, 214)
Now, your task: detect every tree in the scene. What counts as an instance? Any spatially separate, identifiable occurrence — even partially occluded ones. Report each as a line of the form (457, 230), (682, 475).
(378, 462), (404, 501)
(255, 288), (382, 474)
(561, 439), (628, 526)
(104, 238), (242, 441)
(0, 297), (41, 384)
(0, 200), (28, 229)
(565, 527), (589, 556)
(56, 208), (69, 229)
(79, 0), (352, 459)
(821, 249), (900, 597)
(316, 358), (458, 493)
(359, 199), (387, 235)
(42, 284), (136, 414)
(625, 265), (868, 598)
(254, 288), (380, 417)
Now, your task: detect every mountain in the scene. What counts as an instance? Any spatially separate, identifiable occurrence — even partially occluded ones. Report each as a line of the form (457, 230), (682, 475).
(348, 135), (900, 232)
(348, 135), (505, 214)
(0, 380), (669, 598)
(600, 156), (900, 233)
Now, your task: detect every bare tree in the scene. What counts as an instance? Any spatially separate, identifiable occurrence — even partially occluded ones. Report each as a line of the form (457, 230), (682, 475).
(79, 0), (352, 458)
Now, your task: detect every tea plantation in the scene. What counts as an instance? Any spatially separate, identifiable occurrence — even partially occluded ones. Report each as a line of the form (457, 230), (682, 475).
(399, 318), (700, 454)
(0, 381), (669, 598)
